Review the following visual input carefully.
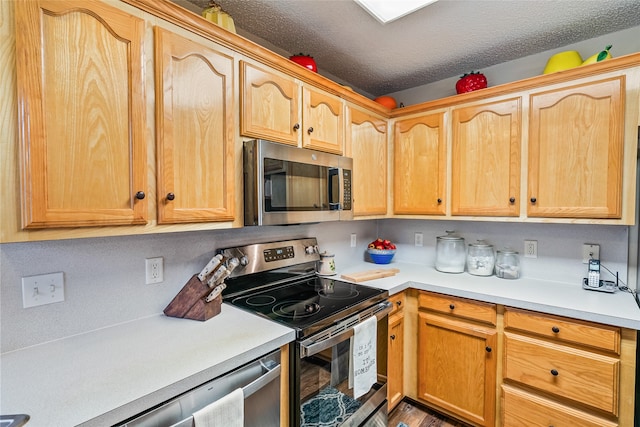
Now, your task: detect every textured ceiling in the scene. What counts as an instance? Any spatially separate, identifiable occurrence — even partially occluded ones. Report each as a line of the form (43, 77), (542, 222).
(177, 0), (640, 97)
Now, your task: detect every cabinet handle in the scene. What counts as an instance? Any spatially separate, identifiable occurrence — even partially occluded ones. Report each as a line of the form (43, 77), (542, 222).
(552, 326), (560, 333)
(396, 300), (402, 307)
(390, 334), (396, 340)
(293, 123), (300, 131)
(437, 198), (442, 204)
(485, 346), (492, 353)
(449, 304), (455, 310)
(307, 126), (314, 134)
(550, 369), (559, 376)
(509, 197), (515, 204)
(530, 197), (537, 203)
(135, 191), (145, 200)
(166, 193), (175, 201)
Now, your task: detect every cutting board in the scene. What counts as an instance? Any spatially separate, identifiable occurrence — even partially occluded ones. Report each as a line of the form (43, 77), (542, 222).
(341, 268), (400, 283)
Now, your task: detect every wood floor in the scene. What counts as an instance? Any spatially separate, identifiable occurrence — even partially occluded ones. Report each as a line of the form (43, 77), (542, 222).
(388, 399), (471, 427)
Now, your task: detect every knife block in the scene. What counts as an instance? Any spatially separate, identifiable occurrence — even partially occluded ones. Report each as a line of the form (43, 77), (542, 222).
(163, 275), (221, 321)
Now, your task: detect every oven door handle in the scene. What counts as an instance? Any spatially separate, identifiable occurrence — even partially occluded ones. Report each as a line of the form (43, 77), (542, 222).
(299, 301), (392, 358)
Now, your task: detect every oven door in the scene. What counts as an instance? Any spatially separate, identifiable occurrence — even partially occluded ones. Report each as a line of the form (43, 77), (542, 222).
(291, 301), (392, 427)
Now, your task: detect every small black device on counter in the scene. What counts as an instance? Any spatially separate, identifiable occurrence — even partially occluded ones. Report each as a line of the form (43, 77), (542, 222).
(582, 258), (616, 293)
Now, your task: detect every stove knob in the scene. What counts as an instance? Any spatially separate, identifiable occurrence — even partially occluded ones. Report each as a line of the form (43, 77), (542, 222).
(239, 256), (249, 266)
(305, 245), (317, 255)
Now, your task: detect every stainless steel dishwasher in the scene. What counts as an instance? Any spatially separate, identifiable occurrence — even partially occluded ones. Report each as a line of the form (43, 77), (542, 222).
(117, 349), (281, 427)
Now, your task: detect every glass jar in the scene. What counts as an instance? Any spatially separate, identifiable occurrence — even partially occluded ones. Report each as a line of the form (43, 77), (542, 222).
(467, 241), (495, 276)
(495, 250), (520, 279)
(435, 231), (466, 273)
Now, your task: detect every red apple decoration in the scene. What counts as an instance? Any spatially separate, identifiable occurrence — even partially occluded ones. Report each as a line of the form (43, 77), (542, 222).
(289, 53), (317, 72)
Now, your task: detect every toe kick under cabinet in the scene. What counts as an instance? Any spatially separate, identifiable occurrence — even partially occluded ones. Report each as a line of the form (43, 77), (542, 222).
(502, 307), (633, 427)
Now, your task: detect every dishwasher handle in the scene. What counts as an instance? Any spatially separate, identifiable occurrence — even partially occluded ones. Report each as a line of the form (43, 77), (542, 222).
(243, 361), (280, 398)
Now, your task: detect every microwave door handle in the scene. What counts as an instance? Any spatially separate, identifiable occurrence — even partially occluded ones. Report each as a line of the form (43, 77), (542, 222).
(328, 167), (341, 210)
(300, 302), (392, 358)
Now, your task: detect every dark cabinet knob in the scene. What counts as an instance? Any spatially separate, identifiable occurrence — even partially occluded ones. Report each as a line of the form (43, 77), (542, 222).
(166, 193), (175, 201)
(509, 197), (515, 204)
(530, 197), (537, 203)
(485, 346), (492, 353)
(396, 300), (402, 306)
(449, 304), (455, 310)
(307, 127), (314, 134)
(552, 326), (560, 333)
(550, 369), (559, 376)
(135, 191), (145, 200)
(437, 198), (442, 204)
(293, 123), (300, 131)
(390, 334), (396, 340)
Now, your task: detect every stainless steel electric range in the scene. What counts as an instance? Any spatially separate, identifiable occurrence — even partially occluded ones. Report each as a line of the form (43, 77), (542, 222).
(219, 238), (391, 427)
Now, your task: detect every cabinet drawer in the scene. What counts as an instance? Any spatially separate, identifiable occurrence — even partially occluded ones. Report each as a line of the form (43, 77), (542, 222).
(504, 333), (619, 415)
(504, 307), (620, 353)
(389, 292), (406, 316)
(502, 385), (617, 427)
(418, 292), (496, 325)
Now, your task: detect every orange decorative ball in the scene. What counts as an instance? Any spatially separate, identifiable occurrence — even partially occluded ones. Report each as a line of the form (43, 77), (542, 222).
(374, 96), (397, 109)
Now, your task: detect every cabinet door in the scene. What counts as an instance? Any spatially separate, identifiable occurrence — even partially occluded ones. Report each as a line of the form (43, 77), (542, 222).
(240, 61), (300, 146)
(15, 0), (147, 228)
(155, 28), (235, 224)
(302, 86), (344, 154)
(388, 312), (404, 411)
(451, 98), (521, 216)
(528, 77), (624, 218)
(348, 107), (388, 216)
(418, 312), (496, 426)
(393, 113), (446, 215)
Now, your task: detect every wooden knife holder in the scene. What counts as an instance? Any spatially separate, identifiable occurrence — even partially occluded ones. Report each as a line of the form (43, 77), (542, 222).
(163, 274), (221, 321)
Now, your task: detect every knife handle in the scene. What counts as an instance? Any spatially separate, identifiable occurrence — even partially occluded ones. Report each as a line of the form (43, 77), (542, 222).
(205, 283), (226, 303)
(207, 265), (228, 287)
(197, 254), (223, 282)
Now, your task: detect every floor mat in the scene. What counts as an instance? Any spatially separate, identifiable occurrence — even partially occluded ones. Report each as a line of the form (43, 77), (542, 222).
(300, 386), (361, 427)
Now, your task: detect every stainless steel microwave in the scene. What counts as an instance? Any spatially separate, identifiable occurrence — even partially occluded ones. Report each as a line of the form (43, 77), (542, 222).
(243, 140), (353, 226)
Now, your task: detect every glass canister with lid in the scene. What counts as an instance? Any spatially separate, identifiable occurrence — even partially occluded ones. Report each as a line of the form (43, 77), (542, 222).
(495, 249), (520, 279)
(466, 241), (495, 276)
(435, 231), (466, 273)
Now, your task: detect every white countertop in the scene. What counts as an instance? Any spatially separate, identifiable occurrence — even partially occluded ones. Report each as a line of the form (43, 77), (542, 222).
(338, 260), (640, 330)
(0, 305), (295, 427)
(2, 261), (639, 426)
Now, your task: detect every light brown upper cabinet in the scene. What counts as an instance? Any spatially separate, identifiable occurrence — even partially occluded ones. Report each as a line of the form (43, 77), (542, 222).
(240, 61), (344, 154)
(15, 0), (147, 228)
(393, 113), (447, 215)
(347, 106), (388, 216)
(528, 77), (625, 219)
(451, 97), (522, 216)
(154, 28), (235, 224)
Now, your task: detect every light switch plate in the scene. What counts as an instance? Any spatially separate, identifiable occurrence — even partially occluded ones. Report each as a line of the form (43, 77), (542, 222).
(22, 272), (65, 308)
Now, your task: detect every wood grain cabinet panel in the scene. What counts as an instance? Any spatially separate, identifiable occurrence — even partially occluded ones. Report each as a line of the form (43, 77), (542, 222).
(302, 86), (345, 154)
(502, 384), (618, 427)
(388, 311), (404, 411)
(393, 113), (447, 215)
(528, 77), (625, 218)
(15, 0), (147, 228)
(451, 97), (521, 216)
(347, 106), (388, 216)
(504, 332), (619, 415)
(418, 292), (497, 326)
(154, 27), (235, 224)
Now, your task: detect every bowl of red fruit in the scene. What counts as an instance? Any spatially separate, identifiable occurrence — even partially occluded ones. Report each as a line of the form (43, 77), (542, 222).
(367, 238), (396, 264)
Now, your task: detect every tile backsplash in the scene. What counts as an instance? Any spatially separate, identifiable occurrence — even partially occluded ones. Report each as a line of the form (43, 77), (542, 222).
(0, 219), (630, 353)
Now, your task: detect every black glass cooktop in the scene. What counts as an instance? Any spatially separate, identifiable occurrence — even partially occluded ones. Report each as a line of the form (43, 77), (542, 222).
(225, 275), (386, 339)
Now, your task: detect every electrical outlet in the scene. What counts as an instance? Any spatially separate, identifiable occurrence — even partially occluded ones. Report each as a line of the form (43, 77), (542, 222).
(22, 272), (64, 308)
(524, 240), (537, 258)
(145, 257), (164, 284)
(582, 244), (600, 263)
(350, 233), (357, 248)
(415, 232), (423, 247)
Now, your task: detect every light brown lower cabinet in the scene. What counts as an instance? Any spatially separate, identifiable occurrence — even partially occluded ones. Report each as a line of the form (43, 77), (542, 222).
(388, 291), (406, 410)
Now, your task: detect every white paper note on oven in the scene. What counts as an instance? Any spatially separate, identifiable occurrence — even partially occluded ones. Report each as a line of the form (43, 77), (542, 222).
(349, 315), (377, 399)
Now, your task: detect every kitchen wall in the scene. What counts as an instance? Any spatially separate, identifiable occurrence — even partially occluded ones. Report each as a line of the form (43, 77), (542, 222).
(388, 25), (640, 105)
(0, 219), (630, 353)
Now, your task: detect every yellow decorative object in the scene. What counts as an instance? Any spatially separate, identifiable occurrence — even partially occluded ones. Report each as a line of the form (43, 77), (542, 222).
(202, 2), (236, 33)
(542, 50), (583, 74)
(582, 45), (613, 66)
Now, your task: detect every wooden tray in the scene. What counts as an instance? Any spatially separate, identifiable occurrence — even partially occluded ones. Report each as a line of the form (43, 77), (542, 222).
(341, 268), (400, 282)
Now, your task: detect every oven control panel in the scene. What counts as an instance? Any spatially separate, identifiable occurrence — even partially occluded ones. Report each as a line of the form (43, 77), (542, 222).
(263, 246), (295, 262)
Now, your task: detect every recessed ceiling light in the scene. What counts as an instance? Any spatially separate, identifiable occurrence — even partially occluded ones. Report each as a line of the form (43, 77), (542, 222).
(354, 0), (438, 24)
